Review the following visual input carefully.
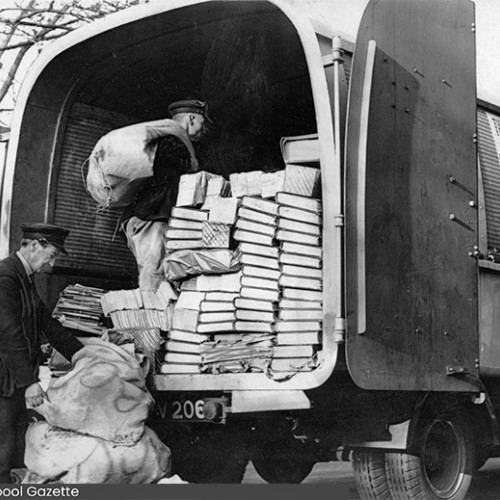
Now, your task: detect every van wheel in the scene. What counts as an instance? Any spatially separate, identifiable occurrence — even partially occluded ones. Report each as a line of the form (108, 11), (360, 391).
(169, 428), (249, 483)
(252, 440), (315, 483)
(385, 413), (474, 500)
(352, 449), (393, 500)
(252, 457), (315, 484)
(177, 453), (248, 484)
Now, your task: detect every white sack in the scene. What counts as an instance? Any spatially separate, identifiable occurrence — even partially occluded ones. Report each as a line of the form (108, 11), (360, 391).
(86, 119), (198, 208)
(24, 421), (171, 484)
(38, 338), (154, 445)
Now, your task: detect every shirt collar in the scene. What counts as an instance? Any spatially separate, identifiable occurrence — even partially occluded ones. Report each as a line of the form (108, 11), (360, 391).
(16, 251), (34, 278)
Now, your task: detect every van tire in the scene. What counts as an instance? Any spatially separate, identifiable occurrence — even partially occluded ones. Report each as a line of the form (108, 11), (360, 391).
(166, 427), (249, 484)
(385, 412), (474, 500)
(352, 449), (393, 500)
(252, 439), (315, 483)
(252, 457), (315, 484)
(175, 446), (248, 483)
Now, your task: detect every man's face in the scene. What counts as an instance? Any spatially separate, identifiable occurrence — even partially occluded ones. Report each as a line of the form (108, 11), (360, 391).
(188, 114), (206, 142)
(29, 241), (61, 273)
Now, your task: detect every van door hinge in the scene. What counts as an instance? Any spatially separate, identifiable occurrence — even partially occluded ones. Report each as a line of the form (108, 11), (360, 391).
(322, 54), (334, 68)
(334, 214), (344, 227)
(334, 317), (345, 343)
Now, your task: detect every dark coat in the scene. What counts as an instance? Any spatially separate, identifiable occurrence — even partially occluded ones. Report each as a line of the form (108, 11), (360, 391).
(0, 254), (83, 396)
(122, 135), (193, 222)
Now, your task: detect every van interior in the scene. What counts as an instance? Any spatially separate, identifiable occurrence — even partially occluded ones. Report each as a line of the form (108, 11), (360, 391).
(11, 1), (335, 304)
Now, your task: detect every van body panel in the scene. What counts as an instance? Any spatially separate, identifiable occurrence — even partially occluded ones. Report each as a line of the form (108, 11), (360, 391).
(345, 0), (479, 391)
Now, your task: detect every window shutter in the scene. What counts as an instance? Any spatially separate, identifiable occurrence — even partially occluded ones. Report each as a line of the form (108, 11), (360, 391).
(478, 109), (500, 250)
(53, 103), (138, 277)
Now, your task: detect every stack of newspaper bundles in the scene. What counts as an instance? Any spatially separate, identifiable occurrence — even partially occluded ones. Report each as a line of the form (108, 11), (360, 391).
(52, 284), (107, 335)
(159, 138), (323, 375)
(233, 164), (322, 373)
(165, 173), (236, 252)
(100, 282), (177, 367)
(164, 272), (242, 373)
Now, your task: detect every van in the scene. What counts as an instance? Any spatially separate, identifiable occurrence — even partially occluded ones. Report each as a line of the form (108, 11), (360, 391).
(2, 0), (500, 497)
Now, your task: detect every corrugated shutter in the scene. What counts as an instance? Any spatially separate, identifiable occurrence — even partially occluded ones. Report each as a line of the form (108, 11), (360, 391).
(478, 108), (500, 250)
(53, 102), (138, 276)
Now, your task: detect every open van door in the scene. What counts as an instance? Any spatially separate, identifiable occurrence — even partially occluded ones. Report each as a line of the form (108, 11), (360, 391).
(345, 0), (478, 391)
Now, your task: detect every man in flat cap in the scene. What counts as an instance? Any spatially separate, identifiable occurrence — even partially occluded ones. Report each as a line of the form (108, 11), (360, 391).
(122, 99), (210, 290)
(0, 223), (84, 483)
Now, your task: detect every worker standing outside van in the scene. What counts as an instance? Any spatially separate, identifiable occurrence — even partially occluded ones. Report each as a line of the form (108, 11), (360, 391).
(122, 99), (210, 290)
(0, 223), (84, 483)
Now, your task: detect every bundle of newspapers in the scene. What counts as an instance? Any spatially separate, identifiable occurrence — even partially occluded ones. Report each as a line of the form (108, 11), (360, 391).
(99, 282), (178, 368)
(160, 134), (324, 376)
(52, 284), (107, 335)
(101, 281), (177, 330)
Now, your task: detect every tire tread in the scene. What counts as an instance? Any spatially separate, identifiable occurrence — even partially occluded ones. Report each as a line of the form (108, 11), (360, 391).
(352, 450), (393, 500)
(385, 411), (474, 500)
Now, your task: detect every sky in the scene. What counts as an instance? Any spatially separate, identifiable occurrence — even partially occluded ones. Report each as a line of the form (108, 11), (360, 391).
(474, 0), (500, 103)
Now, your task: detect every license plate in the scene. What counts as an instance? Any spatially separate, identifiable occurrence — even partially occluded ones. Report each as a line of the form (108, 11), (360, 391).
(154, 395), (228, 423)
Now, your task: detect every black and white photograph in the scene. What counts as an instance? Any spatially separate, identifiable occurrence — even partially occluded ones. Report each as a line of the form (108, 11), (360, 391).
(1, 0), (500, 499)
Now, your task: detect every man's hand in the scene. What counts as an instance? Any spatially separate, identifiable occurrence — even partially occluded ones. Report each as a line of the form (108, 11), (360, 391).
(40, 343), (52, 355)
(25, 382), (49, 408)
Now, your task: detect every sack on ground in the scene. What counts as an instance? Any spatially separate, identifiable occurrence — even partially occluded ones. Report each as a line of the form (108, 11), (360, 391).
(86, 119), (197, 208)
(37, 338), (154, 444)
(24, 421), (171, 484)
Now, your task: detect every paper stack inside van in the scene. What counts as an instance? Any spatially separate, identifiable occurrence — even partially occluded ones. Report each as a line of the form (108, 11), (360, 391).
(52, 284), (107, 335)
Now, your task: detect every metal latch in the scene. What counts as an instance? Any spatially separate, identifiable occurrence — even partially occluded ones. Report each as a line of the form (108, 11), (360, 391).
(468, 245), (485, 260)
(446, 365), (469, 376)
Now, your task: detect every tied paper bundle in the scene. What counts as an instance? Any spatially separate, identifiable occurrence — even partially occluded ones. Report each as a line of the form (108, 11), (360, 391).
(200, 334), (274, 374)
(201, 222), (231, 248)
(101, 282), (177, 332)
(86, 119), (198, 209)
(163, 248), (241, 281)
(52, 284), (107, 335)
(175, 171), (225, 207)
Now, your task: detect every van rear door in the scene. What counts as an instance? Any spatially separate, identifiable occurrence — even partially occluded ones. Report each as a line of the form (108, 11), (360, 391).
(345, 0), (478, 391)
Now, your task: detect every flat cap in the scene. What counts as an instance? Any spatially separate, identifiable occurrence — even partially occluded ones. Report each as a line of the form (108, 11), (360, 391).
(168, 99), (213, 123)
(21, 222), (69, 255)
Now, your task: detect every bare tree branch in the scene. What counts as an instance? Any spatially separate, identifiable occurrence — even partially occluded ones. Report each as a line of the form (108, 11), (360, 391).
(0, 0), (37, 44)
(0, 44), (31, 103)
(0, 0), (143, 110)
(6, 8), (91, 23)
(12, 26), (37, 39)
(13, 20), (74, 31)
(1, 41), (34, 51)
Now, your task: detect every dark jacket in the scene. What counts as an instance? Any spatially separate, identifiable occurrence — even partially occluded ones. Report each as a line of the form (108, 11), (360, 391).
(0, 254), (83, 396)
(122, 135), (193, 222)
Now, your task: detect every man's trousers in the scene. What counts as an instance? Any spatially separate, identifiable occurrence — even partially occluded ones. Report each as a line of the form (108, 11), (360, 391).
(123, 217), (168, 291)
(0, 390), (27, 483)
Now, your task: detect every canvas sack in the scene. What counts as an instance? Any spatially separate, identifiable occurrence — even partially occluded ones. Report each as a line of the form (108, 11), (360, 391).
(86, 119), (198, 208)
(38, 338), (154, 445)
